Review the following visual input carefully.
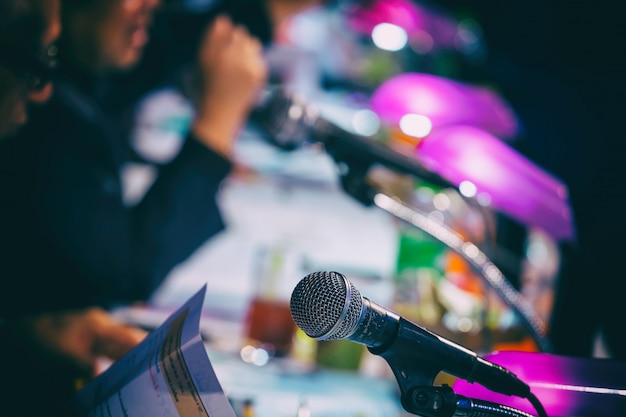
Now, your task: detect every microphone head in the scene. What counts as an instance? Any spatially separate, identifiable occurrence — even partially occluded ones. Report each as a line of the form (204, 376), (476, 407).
(253, 86), (318, 150)
(290, 271), (363, 341)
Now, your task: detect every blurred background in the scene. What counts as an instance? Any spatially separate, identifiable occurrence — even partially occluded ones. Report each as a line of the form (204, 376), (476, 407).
(113, 0), (592, 416)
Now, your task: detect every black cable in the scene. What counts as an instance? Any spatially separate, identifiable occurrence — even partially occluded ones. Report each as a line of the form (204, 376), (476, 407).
(455, 396), (536, 417)
(525, 392), (548, 417)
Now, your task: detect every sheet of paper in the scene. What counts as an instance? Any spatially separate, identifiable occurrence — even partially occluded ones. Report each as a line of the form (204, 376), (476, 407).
(74, 286), (236, 417)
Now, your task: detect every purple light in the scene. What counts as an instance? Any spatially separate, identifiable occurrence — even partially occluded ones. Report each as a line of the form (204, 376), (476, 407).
(344, 0), (459, 51)
(370, 73), (520, 140)
(454, 351), (626, 416)
(416, 125), (574, 241)
(345, 0), (427, 38)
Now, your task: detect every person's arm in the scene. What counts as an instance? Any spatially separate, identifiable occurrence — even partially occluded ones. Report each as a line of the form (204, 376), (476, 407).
(127, 135), (234, 298)
(25, 17), (267, 306)
(129, 15), (268, 298)
(190, 15), (268, 157)
(26, 116), (232, 305)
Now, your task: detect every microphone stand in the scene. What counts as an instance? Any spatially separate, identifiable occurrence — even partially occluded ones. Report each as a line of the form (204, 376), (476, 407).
(356, 314), (539, 416)
(257, 87), (548, 416)
(337, 169), (548, 417)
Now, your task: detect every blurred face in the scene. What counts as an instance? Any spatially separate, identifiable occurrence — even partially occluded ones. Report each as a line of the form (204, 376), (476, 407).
(75, 0), (161, 71)
(0, 0), (61, 139)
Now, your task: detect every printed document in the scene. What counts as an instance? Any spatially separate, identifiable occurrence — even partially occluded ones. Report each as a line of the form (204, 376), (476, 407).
(74, 286), (236, 417)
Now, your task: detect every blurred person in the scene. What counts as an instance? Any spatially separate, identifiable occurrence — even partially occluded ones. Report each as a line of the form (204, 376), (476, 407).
(0, 1), (146, 416)
(0, 0), (322, 416)
(0, 0), (58, 136)
(0, 0), (330, 316)
(0, 0), (271, 315)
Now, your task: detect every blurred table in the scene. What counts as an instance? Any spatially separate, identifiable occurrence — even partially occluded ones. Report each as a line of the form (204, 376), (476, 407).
(207, 346), (404, 417)
(113, 298), (405, 417)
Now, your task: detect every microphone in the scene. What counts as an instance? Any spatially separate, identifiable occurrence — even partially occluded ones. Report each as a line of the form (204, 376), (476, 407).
(290, 271), (531, 399)
(251, 87), (452, 189)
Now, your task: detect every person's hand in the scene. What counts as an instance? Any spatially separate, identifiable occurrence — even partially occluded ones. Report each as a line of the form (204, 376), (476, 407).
(4, 307), (147, 379)
(192, 15), (268, 157)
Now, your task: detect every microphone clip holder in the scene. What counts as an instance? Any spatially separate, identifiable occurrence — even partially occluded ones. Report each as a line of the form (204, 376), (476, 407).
(376, 340), (457, 417)
(371, 321), (457, 417)
(401, 385), (458, 417)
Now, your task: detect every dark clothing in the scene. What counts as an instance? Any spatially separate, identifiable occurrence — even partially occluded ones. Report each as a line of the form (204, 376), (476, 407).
(0, 0), (272, 317)
(0, 321), (83, 417)
(0, 89), (231, 314)
(0, 3), (273, 416)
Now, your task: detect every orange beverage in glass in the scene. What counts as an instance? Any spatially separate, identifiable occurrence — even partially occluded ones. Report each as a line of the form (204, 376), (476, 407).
(244, 296), (296, 357)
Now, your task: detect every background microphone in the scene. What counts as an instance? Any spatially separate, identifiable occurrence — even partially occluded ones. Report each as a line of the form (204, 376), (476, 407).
(251, 87), (452, 189)
(290, 271), (531, 399)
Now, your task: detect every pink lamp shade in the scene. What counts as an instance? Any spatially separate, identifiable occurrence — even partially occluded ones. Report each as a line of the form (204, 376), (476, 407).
(370, 72), (520, 140)
(344, 0), (460, 51)
(416, 125), (574, 241)
(453, 351), (626, 417)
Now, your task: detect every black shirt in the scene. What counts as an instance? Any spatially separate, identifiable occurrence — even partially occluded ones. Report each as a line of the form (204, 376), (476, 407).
(0, 0), (273, 316)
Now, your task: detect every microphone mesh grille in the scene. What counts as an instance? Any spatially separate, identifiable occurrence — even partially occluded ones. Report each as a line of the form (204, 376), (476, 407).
(290, 271), (363, 340)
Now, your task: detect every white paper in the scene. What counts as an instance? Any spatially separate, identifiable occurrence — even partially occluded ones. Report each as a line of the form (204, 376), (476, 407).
(75, 286), (236, 417)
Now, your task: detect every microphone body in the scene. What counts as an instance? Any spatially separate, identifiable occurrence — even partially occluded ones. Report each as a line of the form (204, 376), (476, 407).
(290, 271), (530, 399)
(252, 88), (452, 189)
